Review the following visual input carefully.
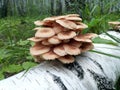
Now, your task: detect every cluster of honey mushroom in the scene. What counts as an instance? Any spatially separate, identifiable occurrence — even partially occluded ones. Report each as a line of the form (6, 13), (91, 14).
(108, 21), (120, 30)
(28, 14), (97, 64)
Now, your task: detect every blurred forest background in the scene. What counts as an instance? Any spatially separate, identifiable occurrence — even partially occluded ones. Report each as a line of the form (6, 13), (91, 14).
(0, 0), (120, 89)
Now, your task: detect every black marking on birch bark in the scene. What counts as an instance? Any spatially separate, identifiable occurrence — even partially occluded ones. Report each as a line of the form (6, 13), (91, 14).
(12, 80), (16, 85)
(81, 55), (104, 74)
(35, 79), (41, 85)
(26, 77), (32, 82)
(88, 69), (115, 90)
(46, 71), (68, 90)
(33, 70), (38, 74)
(64, 61), (84, 79)
(87, 56), (104, 72)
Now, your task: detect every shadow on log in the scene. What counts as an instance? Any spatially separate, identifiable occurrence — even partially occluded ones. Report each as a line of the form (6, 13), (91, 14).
(0, 31), (120, 90)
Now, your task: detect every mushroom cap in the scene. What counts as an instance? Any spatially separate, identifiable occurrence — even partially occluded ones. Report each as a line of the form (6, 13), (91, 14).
(74, 33), (97, 42)
(63, 44), (81, 55)
(48, 36), (61, 44)
(76, 22), (88, 29)
(34, 20), (53, 26)
(56, 20), (77, 29)
(80, 42), (94, 52)
(53, 45), (67, 56)
(43, 15), (66, 21)
(58, 55), (75, 64)
(53, 23), (63, 34)
(57, 31), (76, 40)
(74, 36), (92, 43)
(65, 17), (82, 21)
(108, 21), (120, 25)
(34, 21), (43, 26)
(33, 55), (44, 62)
(66, 14), (80, 17)
(115, 25), (120, 29)
(27, 37), (44, 42)
(30, 44), (50, 55)
(35, 27), (55, 38)
(69, 40), (82, 47)
(76, 33), (97, 39)
(41, 40), (51, 45)
(42, 51), (59, 60)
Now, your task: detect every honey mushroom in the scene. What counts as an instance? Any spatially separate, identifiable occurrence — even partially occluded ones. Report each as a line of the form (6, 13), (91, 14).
(28, 14), (97, 64)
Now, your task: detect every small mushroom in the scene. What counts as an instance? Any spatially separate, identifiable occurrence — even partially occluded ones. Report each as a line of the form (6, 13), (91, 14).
(108, 21), (120, 25)
(63, 44), (81, 55)
(48, 36), (61, 44)
(65, 17), (82, 21)
(53, 23), (63, 34)
(76, 22), (88, 29)
(41, 40), (51, 45)
(115, 25), (120, 29)
(74, 36), (92, 43)
(66, 14), (80, 17)
(53, 45), (67, 56)
(108, 21), (120, 29)
(35, 27), (55, 38)
(69, 40), (82, 47)
(80, 42), (94, 52)
(57, 31), (76, 40)
(56, 20), (77, 29)
(74, 33), (97, 42)
(34, 20), (53, 26)
(27, 37), (44, 42)
(58, 55), (75, 64)
(42, 51), (59, 60)
(30, 44), (50, 56)
(43, 15), (66, 21)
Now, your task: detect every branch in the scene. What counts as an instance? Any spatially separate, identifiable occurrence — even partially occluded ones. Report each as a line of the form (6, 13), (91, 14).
(0, 31), (120, 90)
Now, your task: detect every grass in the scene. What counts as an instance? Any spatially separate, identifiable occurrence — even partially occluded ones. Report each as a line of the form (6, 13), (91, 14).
(0, 15), (49, 79)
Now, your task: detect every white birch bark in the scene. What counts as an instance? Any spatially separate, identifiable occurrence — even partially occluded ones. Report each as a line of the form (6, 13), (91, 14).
(0, 31), (120, 90)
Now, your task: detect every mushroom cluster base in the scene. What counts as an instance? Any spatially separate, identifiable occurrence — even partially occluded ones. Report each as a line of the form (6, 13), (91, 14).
(28, 14), (97, 63)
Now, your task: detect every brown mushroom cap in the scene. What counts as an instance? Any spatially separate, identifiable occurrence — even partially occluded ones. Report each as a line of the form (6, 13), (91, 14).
(58, 55), (75, 64)
(74, 36), (92, 43)
(48, 36), (61, 44)
(57, 31), (76, 40)
(42, 51), (59, 60)
(34, 20), (53, 26)
(34, 21), (43, 26)
(80, 42), (94, 52)
(35, 27), (55, 38)
(56, 20), (77, 29)
(27, 37), (44, 42)
(74, 33), (97, 42)
(43, 15), (66, 21)
(108, 21), (120, 25)
(69, 40), (82, 47)
(115, 25), (120, 29)
(30, 44), (50, 56)
(53, 45), (67, 56)
(41, 40), (51, 45)
(66, 14), (80, 17)
(63, 44), (81, 55)
(53, 23), (63, 34)
(33, 55), (44, 62)
(75, 22), (88, 29)
(65, 17), (82, 21)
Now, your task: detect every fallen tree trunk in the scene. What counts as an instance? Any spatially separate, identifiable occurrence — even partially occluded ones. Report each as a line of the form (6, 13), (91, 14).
(0, 31), (120, 90)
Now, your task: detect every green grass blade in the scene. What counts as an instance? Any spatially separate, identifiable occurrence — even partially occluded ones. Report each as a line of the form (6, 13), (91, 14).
(90, 50), (120, 59)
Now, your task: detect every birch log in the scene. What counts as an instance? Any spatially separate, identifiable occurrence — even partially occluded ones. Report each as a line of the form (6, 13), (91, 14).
(0, 31), (120, 90)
